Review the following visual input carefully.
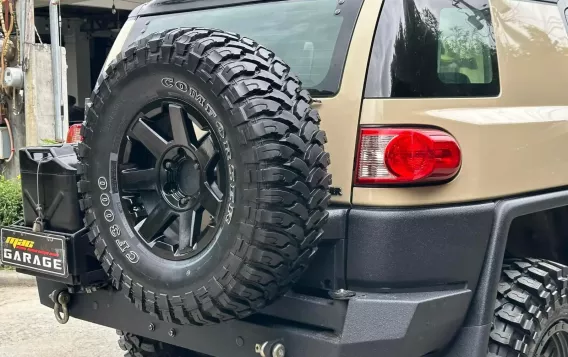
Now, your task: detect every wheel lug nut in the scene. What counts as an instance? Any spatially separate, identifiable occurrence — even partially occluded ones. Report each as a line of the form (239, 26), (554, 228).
(180, 198), (189, 205)
(164, 161), (172, 169)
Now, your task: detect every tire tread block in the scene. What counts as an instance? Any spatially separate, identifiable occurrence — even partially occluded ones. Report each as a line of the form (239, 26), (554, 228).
(489, 258), (568, 356)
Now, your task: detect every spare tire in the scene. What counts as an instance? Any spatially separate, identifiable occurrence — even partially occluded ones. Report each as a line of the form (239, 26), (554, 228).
(77, 28), (331, 325)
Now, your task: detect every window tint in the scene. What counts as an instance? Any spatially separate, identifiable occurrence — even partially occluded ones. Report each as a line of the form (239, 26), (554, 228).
(132, 0), (363, 96)
(365, 0), (500, 98)
(438, 8), (495, 84)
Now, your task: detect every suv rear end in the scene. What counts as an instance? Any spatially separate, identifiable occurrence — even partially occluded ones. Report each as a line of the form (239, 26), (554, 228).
(13, 0), (568, 356)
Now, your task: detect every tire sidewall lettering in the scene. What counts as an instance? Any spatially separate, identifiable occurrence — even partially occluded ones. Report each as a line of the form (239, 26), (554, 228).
(162, 77), (218, 118)
(98, 177), (108, 190)
(175, 80), (188, 92)
(110, 224), (121, 237)
(100, 193), (110, 207)
(161, 77), (174, 88)
(104, 209), (115, 222)
(162, 76), (236, 223)
(96, 174), (140, 266)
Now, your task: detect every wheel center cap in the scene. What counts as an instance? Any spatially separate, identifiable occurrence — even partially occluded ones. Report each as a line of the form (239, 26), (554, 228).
(158, 145), (201, 211)
(177, 160), (200, 196)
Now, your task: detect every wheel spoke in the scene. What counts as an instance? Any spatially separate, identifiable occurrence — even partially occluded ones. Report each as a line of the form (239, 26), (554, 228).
(129, 117), (168, 158)
(551, 334), (562, 357)
(542, 346), (554, 357)
(195, 134), (218, 168)
(138, 201), (178, 243)
(121, 168), (157, 192)
(207, 153), (221, 174)
(558, 332), (568, 356)
(178, 209), (203, 251)
(209, 154), (226, 195)
(122, 140), (133, 163)
(169, 104), (197, 147)
(123, 196), (148, 223)
(201, 184), (222, 215)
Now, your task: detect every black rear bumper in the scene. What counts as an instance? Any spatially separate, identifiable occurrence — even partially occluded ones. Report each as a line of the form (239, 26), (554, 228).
(37, 278), (472, 357)
(33, 201), (499, 357)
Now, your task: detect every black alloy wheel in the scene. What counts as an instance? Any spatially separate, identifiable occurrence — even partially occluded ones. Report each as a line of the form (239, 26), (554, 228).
(119, 101), (225, 260)
(536, 321), (568, 357)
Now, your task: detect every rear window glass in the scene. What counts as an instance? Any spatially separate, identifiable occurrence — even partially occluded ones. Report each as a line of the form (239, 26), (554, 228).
(365, 0), (500, 98)
(438, 8), (494, 84)
(130, 0), (363, 96)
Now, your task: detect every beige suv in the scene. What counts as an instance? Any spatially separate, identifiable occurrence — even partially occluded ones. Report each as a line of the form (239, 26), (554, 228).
(20, 0), (568, 357)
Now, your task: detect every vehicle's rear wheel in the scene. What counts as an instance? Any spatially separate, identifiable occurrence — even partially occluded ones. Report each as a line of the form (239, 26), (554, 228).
(118, 331), (205, 357)
(488, 258), (568, 357)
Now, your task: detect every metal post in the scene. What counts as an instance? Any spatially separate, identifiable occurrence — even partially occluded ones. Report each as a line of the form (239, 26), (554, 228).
(49, 0), (63, 141)
(18, 0), (25, 66)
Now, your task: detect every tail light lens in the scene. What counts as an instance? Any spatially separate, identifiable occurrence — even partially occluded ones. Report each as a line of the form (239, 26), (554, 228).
(66, 124), (83, 143)
(356, 127), (461, 185)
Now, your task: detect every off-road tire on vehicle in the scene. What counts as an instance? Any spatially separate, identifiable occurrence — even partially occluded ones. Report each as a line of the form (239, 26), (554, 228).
(118, 330), (204, 357)
(488, 258), (568, 356)
(77, 28), (331, 325)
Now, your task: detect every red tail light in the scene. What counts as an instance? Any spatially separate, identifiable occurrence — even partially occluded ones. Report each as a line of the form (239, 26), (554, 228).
(355, 127), (461, 185)
(66, 124), (83, 143)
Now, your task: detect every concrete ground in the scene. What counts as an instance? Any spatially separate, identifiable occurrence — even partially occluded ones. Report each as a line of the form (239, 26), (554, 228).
(0, 283), (124, 357)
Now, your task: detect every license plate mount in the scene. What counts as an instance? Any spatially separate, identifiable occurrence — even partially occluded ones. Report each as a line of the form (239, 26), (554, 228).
(1, 227), (68, 278)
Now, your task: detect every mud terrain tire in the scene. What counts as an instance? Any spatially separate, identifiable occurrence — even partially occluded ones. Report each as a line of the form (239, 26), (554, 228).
(77, 28), (331, 325)
(488, 258), (568, 356)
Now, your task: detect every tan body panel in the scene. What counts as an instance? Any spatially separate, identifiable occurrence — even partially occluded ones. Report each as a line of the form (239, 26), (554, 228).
(321, 0), (568, 206)
(316, 0), (382, 204)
